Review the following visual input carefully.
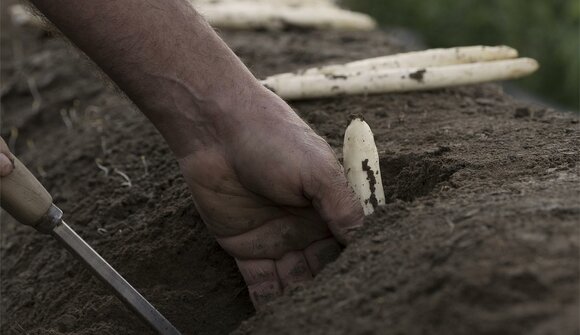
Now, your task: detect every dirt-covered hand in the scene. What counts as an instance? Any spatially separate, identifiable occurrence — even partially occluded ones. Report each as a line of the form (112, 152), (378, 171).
(177, 89), (364, 307)
(0, 137), (15, 177)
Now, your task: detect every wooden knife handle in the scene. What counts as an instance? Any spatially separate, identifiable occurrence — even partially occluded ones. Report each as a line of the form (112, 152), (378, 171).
(1, 157), (53, 226)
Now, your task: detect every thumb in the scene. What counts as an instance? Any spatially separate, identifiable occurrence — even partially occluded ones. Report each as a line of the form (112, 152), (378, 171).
(0, 137), (15, 177)
(304, 151), (364, 245)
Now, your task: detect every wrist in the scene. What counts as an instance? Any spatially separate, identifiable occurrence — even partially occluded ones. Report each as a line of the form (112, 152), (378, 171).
(147, 74), (277, 159)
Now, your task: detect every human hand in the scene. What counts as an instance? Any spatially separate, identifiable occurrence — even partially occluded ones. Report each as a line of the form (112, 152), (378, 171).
(0, 137), (15, 177)
(26, 0), (363, 308)
(177, 88), (364, 308)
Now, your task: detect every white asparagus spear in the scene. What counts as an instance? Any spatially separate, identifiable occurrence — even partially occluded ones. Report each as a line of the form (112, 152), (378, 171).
(192, 0), (336, 6)
(262, 57), (539, 101)
(343, 117), (385, 216)
(196, 2), (376, 31)
(270, 46), (519, 78)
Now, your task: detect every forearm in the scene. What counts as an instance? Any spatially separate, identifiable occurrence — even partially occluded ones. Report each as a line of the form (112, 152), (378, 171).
(30, 0), (265, 157)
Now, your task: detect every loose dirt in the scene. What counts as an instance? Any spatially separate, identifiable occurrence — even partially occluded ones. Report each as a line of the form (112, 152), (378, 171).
(1, 3), (578, 335)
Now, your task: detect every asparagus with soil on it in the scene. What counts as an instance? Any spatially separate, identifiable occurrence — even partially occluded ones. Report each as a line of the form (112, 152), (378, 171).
(343, 117), (385, 216)
(269, 45), (519, 78)
(262, 57), (539, 101)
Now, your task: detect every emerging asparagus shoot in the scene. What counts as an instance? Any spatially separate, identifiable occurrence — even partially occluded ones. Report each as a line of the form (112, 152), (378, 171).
(343, 117), (385, 216)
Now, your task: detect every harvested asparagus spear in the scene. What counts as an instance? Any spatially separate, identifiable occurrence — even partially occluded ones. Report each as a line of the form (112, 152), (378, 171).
(262, 57), (539, 101)
(269, 45), (519, 78)
(343, 117), (385, 216)
(196, 2), (376, 31)
(192, 0), (335, 6)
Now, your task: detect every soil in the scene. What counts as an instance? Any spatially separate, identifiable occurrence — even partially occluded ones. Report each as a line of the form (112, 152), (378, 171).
(1, 2), (579, 335)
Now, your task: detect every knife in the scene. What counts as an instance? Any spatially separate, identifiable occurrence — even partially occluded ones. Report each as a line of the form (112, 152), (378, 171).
(0, 157), (182, 335)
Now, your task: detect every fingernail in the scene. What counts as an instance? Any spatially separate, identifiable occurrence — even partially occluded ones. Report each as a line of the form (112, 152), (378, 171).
(249, 281), (281, 309)
(0, 153), (14, 176)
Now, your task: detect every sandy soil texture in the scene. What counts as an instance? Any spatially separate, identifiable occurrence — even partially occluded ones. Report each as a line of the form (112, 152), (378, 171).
(1, 3), (578, 335)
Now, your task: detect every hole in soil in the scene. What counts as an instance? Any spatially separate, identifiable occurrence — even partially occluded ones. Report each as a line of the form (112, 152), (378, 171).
(380, 150), (464, 202)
